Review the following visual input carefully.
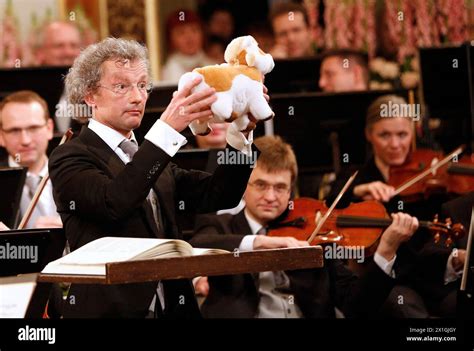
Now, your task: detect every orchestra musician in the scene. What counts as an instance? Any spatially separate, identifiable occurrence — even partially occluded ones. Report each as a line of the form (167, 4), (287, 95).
(0, 90), (62, 229)
(319, 49), (369, 93)
(327, 94), (466, 317)
(327, 94), (445, 218)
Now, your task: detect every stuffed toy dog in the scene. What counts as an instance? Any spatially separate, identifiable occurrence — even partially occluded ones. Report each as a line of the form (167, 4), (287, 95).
(178, 35), (275, 135)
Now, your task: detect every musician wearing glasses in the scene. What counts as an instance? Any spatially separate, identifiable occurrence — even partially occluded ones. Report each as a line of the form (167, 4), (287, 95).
(0, 90), (62, 229)
(48, 38), (259, 318)
(190, 136), (419, 318)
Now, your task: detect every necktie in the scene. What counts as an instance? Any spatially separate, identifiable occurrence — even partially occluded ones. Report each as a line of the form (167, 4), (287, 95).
(25, 174), (42, 199)
(119, 138), (165, 315)
(254, 224), (297, 317)
(118, 139), (162, 234)
(119, 139), (138, 159)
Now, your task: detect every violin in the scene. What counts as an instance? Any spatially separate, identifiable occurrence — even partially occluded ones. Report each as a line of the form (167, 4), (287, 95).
(446, 153), (474, 195)
(388, 146), (465, 201)
(268, 198), (465, 255)
(388, 148), (448, 201)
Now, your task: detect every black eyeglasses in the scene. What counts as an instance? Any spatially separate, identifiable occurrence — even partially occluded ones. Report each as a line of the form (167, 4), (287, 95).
(1, 123), (47, 138)
(96, 82), (153, 95)
(248, 180), (290, 195)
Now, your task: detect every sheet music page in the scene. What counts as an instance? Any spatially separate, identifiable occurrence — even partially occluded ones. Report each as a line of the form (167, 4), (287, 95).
(0, 274), (37, 318)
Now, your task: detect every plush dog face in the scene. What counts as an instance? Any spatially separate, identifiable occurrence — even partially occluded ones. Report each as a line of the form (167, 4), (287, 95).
(224, 35), (274, 74)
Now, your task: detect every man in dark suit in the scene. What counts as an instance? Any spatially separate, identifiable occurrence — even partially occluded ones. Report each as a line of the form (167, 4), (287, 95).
(0, 90), (62, 229)
(422, 192), (472, 317)
(191, 136), (419, 318)
(48, 38), (259, 318)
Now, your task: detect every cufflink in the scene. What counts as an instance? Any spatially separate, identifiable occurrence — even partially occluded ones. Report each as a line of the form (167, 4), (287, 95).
(172, 141), (178, 146)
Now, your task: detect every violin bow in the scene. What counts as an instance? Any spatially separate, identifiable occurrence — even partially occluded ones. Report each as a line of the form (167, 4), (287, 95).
(460, 206), (474, 291)
(392, 146), (464, 197)
(17, 129), (74, 229)
(306, 171), (358, 244)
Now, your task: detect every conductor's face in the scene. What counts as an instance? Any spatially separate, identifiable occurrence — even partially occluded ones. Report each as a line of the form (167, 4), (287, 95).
(86, 59), (149, 137)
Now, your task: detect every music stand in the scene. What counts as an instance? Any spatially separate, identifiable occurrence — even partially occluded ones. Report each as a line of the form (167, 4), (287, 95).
(0, 228), (66, 318)
(147, 83), (176, 110)
(0, 228), (66, 276)
(269, 89), (410, 171)
(0, 167), (27, 229)
(419, 44), (474, 152)
(0, 66), (69, 120)
(265, 57), (321, 93)
(173, 148), (224, 173)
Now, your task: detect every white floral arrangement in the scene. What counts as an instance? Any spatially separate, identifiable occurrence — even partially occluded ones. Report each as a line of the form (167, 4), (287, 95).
(369, 56), (420, 90)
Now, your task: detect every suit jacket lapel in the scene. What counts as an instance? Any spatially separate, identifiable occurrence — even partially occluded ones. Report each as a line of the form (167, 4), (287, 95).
(231, 210), (260, 287)
(230, 210), (253, 235)
(152, 165), (177, 239)
(79, 127), (162, 238)
(79, 127), (125, 176)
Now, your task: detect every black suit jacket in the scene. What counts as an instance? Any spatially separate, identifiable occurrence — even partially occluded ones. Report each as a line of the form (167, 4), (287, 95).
(190, 210), (396, 318)
(48, 126), (256, 318)
(442, 191), (473, 249)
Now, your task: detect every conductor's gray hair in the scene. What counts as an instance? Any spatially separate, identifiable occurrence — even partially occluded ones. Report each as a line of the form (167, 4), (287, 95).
(65, 37), (151, 105)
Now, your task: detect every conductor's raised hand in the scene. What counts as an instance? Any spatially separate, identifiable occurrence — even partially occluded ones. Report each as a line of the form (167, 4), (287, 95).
(160, 77), (217, 132)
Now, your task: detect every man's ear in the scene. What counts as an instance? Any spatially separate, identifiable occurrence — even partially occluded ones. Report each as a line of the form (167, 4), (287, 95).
(84, 93), (96, 107)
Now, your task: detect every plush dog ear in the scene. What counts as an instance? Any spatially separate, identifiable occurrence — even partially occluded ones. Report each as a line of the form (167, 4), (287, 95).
(245, 51), (256, 66)
(225, 37), (245, 64)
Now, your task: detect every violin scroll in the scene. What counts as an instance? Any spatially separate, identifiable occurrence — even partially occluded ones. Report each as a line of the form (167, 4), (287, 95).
(428, 215), (465, 247)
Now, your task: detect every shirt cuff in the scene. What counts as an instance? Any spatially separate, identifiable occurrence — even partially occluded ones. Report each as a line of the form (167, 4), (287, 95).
(145, 119), (187, 157)
(226, 123), (253, 156)
(444, 251), (463, 284)
(374, 252), (396, 278)
(239, 235), (256, 251)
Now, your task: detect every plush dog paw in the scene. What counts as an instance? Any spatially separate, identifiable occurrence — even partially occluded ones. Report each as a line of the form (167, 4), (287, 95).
(226, 112), (239, 122)
(197, 127), (212, 136)
(261, 112), (275, 122)
(241, 121), (256, 133)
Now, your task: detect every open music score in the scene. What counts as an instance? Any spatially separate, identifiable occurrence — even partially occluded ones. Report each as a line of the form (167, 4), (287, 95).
(38, 246), (324, 285)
